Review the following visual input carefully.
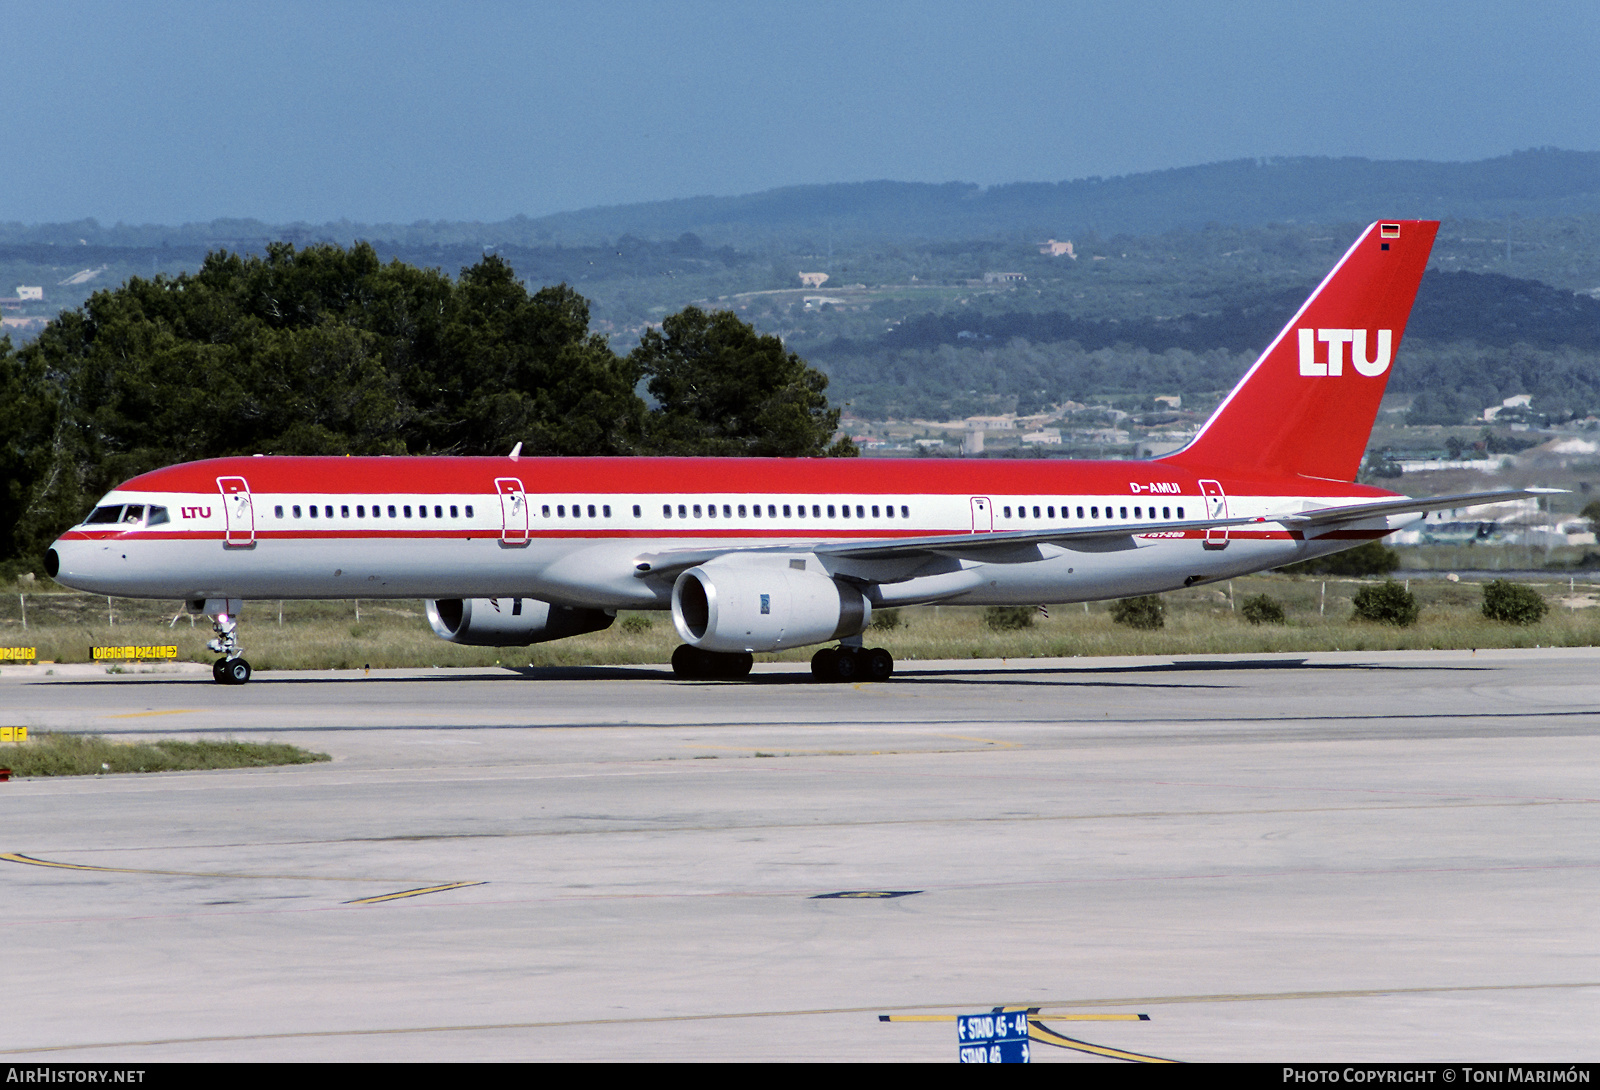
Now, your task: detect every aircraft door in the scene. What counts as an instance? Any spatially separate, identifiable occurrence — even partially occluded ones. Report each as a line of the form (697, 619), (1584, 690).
(217, 476), (255, 547)
(970, 497), (993, 532)
(1200, 479), (1228, 548)
(496, 477), (529, 545)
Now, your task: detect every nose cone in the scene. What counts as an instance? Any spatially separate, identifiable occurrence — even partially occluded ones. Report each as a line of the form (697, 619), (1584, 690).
(44, 547), (60, 579)
(46, 535), (108, 593)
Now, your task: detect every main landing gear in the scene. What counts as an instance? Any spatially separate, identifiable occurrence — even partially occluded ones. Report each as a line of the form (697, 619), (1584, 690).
(201, 601), (252, 685)
(810, 645), (894, 683)
(671, 645), (754, 680)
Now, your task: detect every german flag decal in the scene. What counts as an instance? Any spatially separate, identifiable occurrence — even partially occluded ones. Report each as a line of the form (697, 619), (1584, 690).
(1380, 223), (1402, 238)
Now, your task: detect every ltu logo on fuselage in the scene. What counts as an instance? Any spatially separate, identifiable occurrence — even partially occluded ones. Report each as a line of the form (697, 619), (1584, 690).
(1297, 328), (1392, 377)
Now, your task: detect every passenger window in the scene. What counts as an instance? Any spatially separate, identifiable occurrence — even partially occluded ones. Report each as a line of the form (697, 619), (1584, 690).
(678, 504), (687, 518)
(1177, 506), (1185, 519)
(738, 504), (747, 518)
(706, 504), (715, 519)
(404, 506), (412, 518)
(839, 505), (848, 519)
(633, 505), (641, 518)
(872, 505), (880, 518)
(542, 505), (550, 517)
(1091, 506), (1098, 518)
(588, 504), (596, 518)
(293, 505), (302, 518)
(309, 506), (318, 519)
(900, 506), (909, 518)
(813, 505), (822, 518)
(785, 505), (794, 517)
(1077, 506), (1084, 518)
(450, 505), (459, 518)
(388, 505), (397, 517)
(828, 505), (837, 518)
(1163, 507), (1171, 519)
(357, 506), (365, 518)
(1120, 507), (1128, 519)
(768, 504), (777, 517)
(602, 505), (611, 518)
(1003, 507), (1012, 518)
(663, 505), (672, 518)
(275, 505), (284, 518)
(341, 505), (349, 518)
(1047, 506), (1054, 518)
(884, 506), (893, 519)
(557, 505), (565, 517)
(694, 505), (703, 518)
(856, 505), (864, 518)
(723, 504), (732, 518)
(434, 505), (442, 518)
(1033, 506), (1041, 518)
(418, 505), (427, 519)
(465, 505), (473, 518)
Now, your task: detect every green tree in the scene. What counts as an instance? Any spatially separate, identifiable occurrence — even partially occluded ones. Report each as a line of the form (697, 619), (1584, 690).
(1351, 580), (1419, 626)
(1481, 580), (1548, 625)
(1111, 595), (1165, 629)
(632, 306), (855, 457)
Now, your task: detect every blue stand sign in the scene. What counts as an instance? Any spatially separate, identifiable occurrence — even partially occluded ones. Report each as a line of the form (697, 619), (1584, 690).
(957, 1010), (1031, 1063)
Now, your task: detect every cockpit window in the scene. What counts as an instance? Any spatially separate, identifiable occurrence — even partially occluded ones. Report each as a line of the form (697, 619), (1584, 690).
(121, 505), (145, 523)
(85, 505), (124, 525)
(146, 506), (170, 526)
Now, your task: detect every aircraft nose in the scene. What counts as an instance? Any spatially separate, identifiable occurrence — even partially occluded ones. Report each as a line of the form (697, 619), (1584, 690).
(45, 547), (60, 579)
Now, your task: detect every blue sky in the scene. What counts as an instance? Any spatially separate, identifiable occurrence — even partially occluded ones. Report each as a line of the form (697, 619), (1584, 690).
(2, 0), (1597, 225)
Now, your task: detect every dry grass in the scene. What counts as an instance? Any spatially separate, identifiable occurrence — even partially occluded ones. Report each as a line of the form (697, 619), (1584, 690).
(0, 573), (1596, 671)
(1, 733), (330, 777)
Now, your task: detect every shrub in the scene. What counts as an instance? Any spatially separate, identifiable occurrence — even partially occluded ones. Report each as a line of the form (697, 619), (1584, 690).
(619, 614), (653, 633)
(869, 607), (903, 631)
(1278, 539), (1400, 576)
(1351, 580), (1419, 626)
(1240, 594), (1286, 625)
(983, 606), (1034, 631)
(1110, 595), (1165, 630)
(1481, 580), (1548, 625)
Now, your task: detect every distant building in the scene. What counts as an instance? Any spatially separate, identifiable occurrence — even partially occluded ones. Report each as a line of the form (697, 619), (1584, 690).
(798, 272), (829, 288)
(1153, 395), (1182, 409)
(1038, 239), (1076, 258)
(15, 286), (42, 301)
(1484, 394), (1533, 421)
(982, 271), (1026, 284)
(1020, 429), (1062, 445)
(961, 429), (985, 455)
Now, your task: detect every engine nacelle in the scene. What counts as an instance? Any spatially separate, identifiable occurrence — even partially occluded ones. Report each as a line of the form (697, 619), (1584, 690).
(671, 559), (871, 653)
(425, 597), (614, 646)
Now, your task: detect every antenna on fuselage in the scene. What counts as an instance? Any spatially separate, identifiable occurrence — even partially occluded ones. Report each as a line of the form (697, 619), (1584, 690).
(508, 442), (522, 461)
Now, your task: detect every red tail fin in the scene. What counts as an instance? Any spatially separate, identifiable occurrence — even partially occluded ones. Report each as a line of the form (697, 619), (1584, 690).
(1161, 220), (1438, 482)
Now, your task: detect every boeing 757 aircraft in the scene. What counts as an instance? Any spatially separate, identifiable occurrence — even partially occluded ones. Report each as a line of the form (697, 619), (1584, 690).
(46, 220), (1546, 684)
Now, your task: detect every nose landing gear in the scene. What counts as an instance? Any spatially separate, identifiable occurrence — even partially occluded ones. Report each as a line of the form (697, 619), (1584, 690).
(194, 598), (252, 685)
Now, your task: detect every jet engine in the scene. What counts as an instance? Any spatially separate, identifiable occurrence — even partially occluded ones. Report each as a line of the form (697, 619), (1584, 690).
(425, 597), (614, 646)
(671, 559), (871, 653)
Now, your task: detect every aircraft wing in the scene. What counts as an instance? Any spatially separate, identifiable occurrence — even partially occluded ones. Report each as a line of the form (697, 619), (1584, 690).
(1276, 487), (1564, 529)
(632, 488), (1563, 576)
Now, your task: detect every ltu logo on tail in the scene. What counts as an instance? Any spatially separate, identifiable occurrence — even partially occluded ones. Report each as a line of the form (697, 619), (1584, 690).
(1297, 328), (1392, 377)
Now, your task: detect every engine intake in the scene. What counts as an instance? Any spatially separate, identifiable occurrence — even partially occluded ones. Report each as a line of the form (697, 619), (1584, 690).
(425, 598), (614, 646)
(671, 559), (870, 653)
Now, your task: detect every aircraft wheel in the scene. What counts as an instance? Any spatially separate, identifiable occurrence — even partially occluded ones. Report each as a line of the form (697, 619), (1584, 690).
(865, 648), (894, 682)
(212, 658), (229, 684)
(832, 648), (861, 682)
(222, 658), (252, 685)
(671, 644), (703, 679)
(810, 647), (839, 682)
(719, 652), (754, 679)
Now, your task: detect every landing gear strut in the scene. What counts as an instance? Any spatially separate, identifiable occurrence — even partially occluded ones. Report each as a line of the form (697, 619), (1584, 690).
(810, 645), (894, 683)
(671, 644), (754, 680)
(197, 599), (252, 685)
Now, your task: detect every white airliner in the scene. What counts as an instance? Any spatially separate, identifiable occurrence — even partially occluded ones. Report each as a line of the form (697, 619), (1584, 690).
(46, 220), (1545, 684)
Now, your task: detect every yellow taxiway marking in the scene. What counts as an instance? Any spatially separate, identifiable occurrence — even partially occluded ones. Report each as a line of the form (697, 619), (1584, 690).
(3, 852), (418, 885)
(1027, 1019), (1176, 1063)
(344, 882), (487, 905)
(4, 982), (1596, 1056)
(102, 709), (201, 718)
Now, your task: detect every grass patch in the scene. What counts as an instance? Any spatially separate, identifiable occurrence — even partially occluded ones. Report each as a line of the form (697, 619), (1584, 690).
(2, 733), (331, 777)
